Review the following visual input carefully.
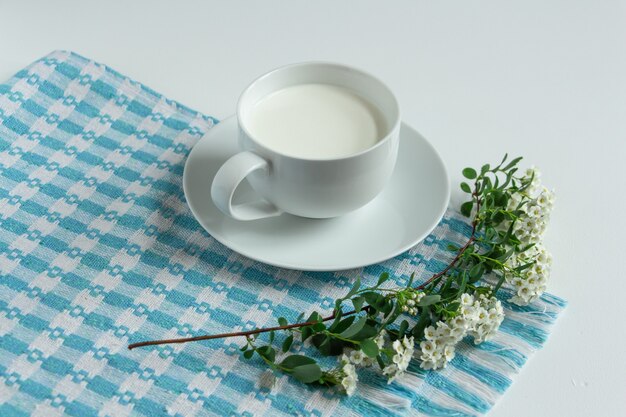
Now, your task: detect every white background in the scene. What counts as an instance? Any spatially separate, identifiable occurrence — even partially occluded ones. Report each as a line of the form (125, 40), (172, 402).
(1, 1), (625, 416)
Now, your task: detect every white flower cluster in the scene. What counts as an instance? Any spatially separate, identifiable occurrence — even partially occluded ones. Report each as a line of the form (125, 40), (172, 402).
(419, 293), (504, 370)
(505, 167), (555, 305)
(507, 243), (552, 305)
(401, 290), (425, 315)
(382, 336), (414, 384)
(508, 168), (555, 246)
(339, 360), (358, 396)
(338, 330), (387, 395)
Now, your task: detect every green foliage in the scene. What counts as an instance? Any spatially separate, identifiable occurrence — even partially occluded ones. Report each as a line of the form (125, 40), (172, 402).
(462, 167), (477, 179)
(280, 355), (316, 369)
(291, 364), (322, 383)
(360, 339), (379, 358)
(282, 335), (294, 352)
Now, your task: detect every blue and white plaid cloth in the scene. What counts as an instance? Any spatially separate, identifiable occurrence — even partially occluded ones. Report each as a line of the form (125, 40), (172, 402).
(0, 51), (565, 417)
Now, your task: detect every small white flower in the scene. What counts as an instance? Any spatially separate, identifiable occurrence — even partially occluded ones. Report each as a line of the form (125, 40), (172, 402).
(374, 330), (386, 349)
(451, 315), (467, 330)
(435, 322), (452, 339)
(343, 363), (356, 378)
(361, 356), (374, 367)
(340, 362), (358, 396)
(460, 293), (474, 306)
(449, 325), (465, 341)
(382, 364), (401, 383)
(424, 326), (437, 341)
(392, 339), (402, 353)
(444, 345), (455, 362)
(341, 374), (357, 396)
(350, 349), (365, 365)
(402, 336), (414, 350)
(419, 294), (504, 369)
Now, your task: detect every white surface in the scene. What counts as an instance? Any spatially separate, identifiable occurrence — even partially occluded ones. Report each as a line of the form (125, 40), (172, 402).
(186, 116), (449, 270)
(1, 1), (625, 415)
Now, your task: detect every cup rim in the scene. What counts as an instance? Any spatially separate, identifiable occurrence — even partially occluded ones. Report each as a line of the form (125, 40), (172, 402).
(236, 61), (401, 162)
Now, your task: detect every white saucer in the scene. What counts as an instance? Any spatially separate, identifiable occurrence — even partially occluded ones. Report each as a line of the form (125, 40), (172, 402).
(183, 116), (450, 271)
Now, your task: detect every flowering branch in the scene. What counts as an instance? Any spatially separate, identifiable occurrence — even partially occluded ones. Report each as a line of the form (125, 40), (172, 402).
(129, 187), (482, 351)
(128, 154), (555, 395)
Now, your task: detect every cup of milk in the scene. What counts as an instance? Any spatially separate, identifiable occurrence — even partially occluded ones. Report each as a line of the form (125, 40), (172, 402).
(211, 62), (401, 220)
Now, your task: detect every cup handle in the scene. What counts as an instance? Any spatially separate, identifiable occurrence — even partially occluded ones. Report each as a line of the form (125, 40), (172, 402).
(211, 151), (283, 221)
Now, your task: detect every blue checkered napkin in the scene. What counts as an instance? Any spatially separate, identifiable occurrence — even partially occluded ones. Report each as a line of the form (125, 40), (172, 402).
(0, 51), (565, 417)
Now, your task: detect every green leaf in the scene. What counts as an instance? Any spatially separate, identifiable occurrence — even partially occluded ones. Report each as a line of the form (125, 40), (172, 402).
(278, 317), (288, 327)
(411, 308), (432, 339)
(469, 263), (486, 283)
(498, 153), (508, 167)
(331, 316), (355, 334)
(362, 292), (386, 311)
(481, 164), (490, 175)
(376, 272), (390, 286)
(399, 319), (409, 337)
(340, 316), (367, 338)
(280, 354), (316, 369)
(346, 277), (361, 298)
(460, 182), (472, 193)
(458, 271), (468, 294)
(291, 364), (322, 383)
(239, 345), (248, 352)
(352, 296), (364, 312)
(351, 323), (378, 341)
(307, 312), (322, 323)
(461, 201), (473, 217)
(256, 346), (275, 362)
(483, 176), (492, 190)
(282, 335), (294, 352)
(502, 156), (523, 171)
(316, 335), (344, 356)
(383, 299), (401, 324)
(494, 273), (507, 292)
(328, 309), (343, 332)
(380, 298), (393, 315)
(417, 294), (441, 307)
(328, 310), (343, 332)
(311, 321), (326, 332)
(243, 349), (254, 359)
(376, 354), (386, 370)
(407, 272), (415, 288)
(462, 167), (477, 179)
(360, 338), (379, 358)
(447, 301), (460, 314)
(301, 326), (313, 341)
(311, 333), (328, 349)
(269, 330), (275, 343)
(469, 263), (485, 279)
(447, 243), (459, 251)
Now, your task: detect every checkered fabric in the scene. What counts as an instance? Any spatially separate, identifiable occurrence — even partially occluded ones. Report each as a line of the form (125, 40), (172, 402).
(0, 51), (565, 417)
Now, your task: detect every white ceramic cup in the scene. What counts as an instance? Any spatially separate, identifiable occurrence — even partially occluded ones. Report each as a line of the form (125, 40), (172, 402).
(210, 62), (401, 221)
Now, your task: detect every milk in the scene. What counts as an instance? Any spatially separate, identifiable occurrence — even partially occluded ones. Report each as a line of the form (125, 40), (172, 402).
(246, 83), (387, 159)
